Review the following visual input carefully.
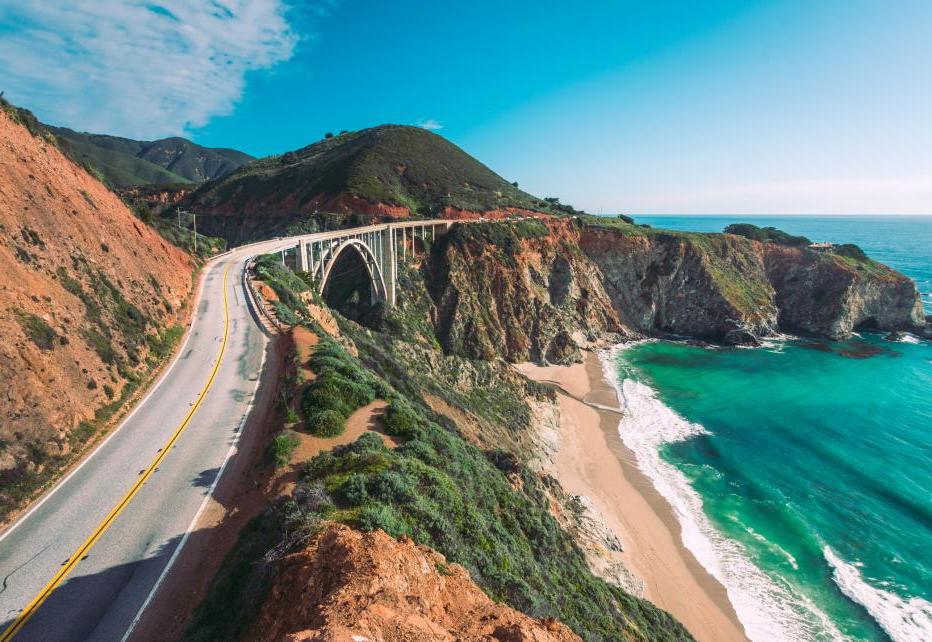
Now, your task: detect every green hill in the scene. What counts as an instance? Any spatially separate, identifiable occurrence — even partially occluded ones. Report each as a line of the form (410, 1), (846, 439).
(48, 126), (253, 188)
(187, 125), (572, 218)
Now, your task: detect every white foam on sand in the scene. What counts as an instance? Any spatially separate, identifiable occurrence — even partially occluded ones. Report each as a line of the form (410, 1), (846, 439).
(824, 546), (932, 642)
(601, 344), (845, 642)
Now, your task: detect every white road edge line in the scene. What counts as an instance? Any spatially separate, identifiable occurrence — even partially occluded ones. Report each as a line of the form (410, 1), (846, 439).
(120, 255), (269, 642)
(0, 260), (214, 546)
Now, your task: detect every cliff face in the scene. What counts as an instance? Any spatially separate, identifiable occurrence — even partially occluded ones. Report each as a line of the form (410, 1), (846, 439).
(0, 107), (193, 500)
(579, 227), (779, 344)
(421, 219), (924, 361)
(250, 524), (580, 642)
(763, 244), (925, 338)
(428, 220), (624, 364)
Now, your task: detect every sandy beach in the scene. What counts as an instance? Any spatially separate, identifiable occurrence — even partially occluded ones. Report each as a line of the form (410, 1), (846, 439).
(517, 352), (748, 642)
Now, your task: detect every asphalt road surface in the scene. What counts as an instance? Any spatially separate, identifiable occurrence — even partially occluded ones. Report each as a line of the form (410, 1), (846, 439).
(0, 238), (292, 641)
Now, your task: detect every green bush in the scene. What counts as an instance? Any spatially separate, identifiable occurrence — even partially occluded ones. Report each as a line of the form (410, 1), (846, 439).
(269, 431), (300, 467)
(723, 223), (810, 246)
(356, 502), (410, 538)
(300, 338), (382, 438)
(833, 243), (869, 262)
(306, 409), (345, 437)
(337, 473), (369, 504)
(383, 398), (420, 438)
(14, 310), (58, 350)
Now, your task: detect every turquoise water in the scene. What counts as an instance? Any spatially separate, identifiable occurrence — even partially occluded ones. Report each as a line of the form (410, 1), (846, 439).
(610, 216), (932, 641)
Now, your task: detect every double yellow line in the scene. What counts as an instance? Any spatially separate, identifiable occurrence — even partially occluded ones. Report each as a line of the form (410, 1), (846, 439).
(1, 262), (232, 641)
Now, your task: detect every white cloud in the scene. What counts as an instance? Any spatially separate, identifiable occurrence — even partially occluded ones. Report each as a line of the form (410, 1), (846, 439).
(0, 1), (300, 139)
(416, 118), (443, 131)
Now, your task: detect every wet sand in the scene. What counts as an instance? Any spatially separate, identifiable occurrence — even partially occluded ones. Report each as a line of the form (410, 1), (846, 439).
(516, 353), (748, 642)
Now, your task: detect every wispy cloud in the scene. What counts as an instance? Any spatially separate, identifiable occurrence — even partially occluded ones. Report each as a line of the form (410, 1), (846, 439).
(416, 118), (443, 131)
(0, 1), (301, 139)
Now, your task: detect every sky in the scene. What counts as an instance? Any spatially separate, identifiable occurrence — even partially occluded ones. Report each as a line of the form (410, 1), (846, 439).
(0, 0), (929, 214)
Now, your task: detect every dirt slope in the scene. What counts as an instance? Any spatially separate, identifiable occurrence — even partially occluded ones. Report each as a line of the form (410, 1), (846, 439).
(0, 107), (193, 508)
(250, 523), (581, 642)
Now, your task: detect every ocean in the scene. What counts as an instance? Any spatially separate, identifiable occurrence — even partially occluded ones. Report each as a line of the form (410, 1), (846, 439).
(606, 216), (932, 641)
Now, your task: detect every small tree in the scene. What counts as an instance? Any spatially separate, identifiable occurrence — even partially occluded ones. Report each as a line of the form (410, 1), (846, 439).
(324, 132), (334, 139)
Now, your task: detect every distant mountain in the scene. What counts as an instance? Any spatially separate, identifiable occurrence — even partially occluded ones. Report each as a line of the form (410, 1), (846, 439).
(184, 124), (579, 243)
(47, 126), (254, 188)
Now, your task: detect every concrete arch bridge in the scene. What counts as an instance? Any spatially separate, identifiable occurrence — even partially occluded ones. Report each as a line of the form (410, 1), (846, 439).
(277, 219), (453, 306)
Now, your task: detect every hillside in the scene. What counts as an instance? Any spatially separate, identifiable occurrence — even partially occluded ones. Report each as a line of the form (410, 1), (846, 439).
(0, 103), (195, 519)
(185, 125), (571, 243)
(47, 126), (253, 187)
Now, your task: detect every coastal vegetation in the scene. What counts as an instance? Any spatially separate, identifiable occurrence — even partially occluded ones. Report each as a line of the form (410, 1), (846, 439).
(723, 222), (811, 246)
(190, 253), (693, 641)
(185, 125), (579, 227)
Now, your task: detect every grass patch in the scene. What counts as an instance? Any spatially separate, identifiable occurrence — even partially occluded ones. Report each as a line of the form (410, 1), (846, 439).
(269, 430), (300, 467)
(13, 309), (58, 350)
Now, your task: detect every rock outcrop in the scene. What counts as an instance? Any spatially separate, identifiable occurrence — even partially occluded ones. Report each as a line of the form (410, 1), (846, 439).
(429, 219), (624, 364)
(579, 226), (779, 344)
(421, 219), (925, 362)
(249, 524), (581, 642)
(762, 244), (925, 338)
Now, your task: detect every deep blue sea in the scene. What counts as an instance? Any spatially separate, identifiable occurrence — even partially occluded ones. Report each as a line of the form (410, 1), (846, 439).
(606, 216), (932, 641)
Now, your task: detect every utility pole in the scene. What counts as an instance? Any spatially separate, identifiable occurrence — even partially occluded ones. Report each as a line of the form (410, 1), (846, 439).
(193, 212), (197, 255)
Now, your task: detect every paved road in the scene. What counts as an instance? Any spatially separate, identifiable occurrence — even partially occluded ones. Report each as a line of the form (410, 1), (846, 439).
(0, 238), (290, 641)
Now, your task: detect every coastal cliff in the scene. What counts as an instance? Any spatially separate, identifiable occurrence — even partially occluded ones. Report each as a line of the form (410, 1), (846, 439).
(762, 243), (925, 338)
(428, 219), (624, 363)
(420, 218), (924, 360)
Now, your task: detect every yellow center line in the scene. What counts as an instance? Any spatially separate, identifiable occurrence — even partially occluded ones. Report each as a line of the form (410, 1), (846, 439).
(1, 261), (233, 641)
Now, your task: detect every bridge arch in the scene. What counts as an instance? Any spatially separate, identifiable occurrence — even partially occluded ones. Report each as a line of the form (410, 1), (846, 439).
(319, 238), (388, 305)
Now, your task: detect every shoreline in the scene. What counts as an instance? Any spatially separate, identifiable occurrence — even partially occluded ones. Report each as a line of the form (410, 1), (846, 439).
(517, 352), (748, 642)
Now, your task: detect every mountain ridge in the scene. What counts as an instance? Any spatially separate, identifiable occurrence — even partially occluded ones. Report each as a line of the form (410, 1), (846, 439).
(183, 124), (579, 243)
(47, 125), (254, 187)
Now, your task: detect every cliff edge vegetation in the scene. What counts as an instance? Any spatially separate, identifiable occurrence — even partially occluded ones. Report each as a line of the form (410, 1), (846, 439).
(188, 251), (691, 642)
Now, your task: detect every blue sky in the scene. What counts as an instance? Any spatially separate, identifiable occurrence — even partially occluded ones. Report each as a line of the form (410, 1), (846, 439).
(0, 0), (929, 213)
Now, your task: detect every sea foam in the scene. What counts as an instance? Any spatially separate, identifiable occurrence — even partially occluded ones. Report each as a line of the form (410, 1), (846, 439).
(601, 344), (845, 642)
(824, 546), (932, 642)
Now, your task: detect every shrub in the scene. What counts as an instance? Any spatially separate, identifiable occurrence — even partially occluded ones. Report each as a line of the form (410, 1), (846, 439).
(269, 431), (300, 467)
(337, 473), (369, 504)
(355, 503), (410, 538)
(833, 243), (869, 262)
(367, 470), (415, 503)
(383, 398), (420, 438)
(14, 310), (58, 350)
(306, 409), (345, 437)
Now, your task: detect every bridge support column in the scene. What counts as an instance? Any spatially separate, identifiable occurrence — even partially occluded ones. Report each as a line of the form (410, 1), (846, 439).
(381, 227), (397, 306)
(297, 240), (309, 272)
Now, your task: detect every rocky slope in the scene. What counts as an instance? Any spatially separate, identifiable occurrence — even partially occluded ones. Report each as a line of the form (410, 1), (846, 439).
(0, 105), (194, 515)
(421, 217), (924, 361)
(250, 524), (580, 642)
